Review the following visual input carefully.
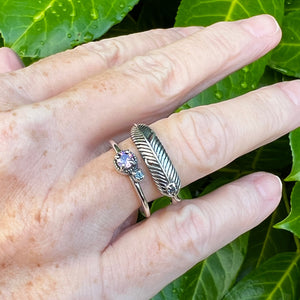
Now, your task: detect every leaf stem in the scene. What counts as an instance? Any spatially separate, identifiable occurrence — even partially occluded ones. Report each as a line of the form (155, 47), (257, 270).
(282, 182), (300, 252)
(282, 182), (290, 214)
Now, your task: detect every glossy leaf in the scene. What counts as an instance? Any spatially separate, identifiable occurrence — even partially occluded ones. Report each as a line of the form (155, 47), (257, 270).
(176, 0), (282, 25)
(150, 197), (170, 214)
(258, 66), (295, 88)
(285, 0), (300, 14)
(224, 136), (291, 174)
(286, 128), (300, 181)
(102, 15), (139, 39)
(152, 234), (248, 300)
(191, 136), (291, 201)
(0, 0), (138, 58)
(238, 200), (296, 280)
(175, 0), (284, 107)
(224, 252), (300, 299)
(150, 186), (192, 214)
(275, 182), (300, 238)
(269, 11), (300, 77)
(136, 0), (181, 30)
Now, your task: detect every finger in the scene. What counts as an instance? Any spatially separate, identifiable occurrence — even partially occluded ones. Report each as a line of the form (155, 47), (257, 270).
(66, 79), (300, 240)
(0, 47), (23, 73)
(40, 15), (281, 147)
(0, 27), (200, 109)
(101, 172), (282, 299)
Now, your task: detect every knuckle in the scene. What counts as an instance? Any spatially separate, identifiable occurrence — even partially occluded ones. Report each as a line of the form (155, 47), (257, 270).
(123, 51), (183, 99)
(79, 38), (125, 67)
(167, 203), (212, 260)
(175, 107), (230, 172)
(220, 182), (258, 226)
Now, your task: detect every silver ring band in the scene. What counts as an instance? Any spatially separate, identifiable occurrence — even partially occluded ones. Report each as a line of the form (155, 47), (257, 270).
(131, 124), (181, 204)
(110, 140), (150, 218)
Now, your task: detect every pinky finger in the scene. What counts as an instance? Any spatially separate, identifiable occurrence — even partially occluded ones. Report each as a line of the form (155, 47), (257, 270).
(0, 47), (24, 73)
(101, 172), (282, 299)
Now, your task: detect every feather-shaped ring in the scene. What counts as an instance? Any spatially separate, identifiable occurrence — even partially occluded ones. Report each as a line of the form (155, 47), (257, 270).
(131, 124), (181, 204)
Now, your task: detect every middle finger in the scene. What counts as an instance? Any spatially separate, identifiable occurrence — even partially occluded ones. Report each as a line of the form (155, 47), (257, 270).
(19, 15), (281, 150)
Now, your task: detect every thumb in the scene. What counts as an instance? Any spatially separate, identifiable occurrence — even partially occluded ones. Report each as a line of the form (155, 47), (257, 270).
(0, 47), (24, 73)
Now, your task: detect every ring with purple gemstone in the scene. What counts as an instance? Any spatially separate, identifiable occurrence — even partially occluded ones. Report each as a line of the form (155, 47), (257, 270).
(110, 140), (150, 218)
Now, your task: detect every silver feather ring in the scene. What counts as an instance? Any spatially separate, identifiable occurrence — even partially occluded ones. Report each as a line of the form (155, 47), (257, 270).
(131, 124), (181, 204)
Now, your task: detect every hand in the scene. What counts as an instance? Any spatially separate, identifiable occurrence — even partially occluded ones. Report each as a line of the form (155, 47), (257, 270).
(0, 15), (299, 299)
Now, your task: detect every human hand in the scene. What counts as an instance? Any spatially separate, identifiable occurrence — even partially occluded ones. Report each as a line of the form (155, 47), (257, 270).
(0, 15), (299, 299)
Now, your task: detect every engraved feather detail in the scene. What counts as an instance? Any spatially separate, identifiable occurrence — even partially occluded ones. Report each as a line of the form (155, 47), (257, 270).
(131, 124), (181, 201)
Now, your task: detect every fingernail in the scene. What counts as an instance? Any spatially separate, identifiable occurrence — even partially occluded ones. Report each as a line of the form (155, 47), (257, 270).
(279, 80), (300, 106)
(254, 173), (282, 201)
(240, 15), (280, 38)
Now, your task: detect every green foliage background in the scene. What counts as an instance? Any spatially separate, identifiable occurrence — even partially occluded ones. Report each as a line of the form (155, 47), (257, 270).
(1, 0), (300, 298)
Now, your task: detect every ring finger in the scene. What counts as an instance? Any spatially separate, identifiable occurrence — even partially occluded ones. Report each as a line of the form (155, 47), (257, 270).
(54, 79), (300, 254)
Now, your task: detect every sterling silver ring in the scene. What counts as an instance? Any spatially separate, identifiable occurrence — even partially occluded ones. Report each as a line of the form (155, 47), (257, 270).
(110, 140), (150, 218)
(131, 124), (181, 204)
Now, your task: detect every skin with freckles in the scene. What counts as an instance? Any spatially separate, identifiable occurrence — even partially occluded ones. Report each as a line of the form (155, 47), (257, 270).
(0, 15), (299, 299)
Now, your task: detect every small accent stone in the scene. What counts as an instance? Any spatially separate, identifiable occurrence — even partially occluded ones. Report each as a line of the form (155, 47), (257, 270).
(133, 169), (144, 182)
(166, 183), (177, 195)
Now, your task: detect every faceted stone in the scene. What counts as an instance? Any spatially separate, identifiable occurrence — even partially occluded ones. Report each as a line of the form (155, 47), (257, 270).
(116, 151), (135, 170)
(166, 183), (177, 195)
(133, 169), (144, 182)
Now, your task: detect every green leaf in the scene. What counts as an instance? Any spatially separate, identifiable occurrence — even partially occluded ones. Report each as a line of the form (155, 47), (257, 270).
(224, 252), (300, 299)
(275, 182), (300, 238)
(286, 128), (300, 181)
(238, 200), (296, 280)
(136, 0), (181, 30)
(258, 66), (295, 88)
(285, 0), (300, 15)
(102, 14), (139, 39)
(150, 197), (170, 214)
(0, 0), (139, 59)
(152, 234), (249, 300)
(186, 63), (263, 106)
(151, 186), (192, 214)
(176, 0), (284, 25)
(269, 11), (300, 78)
(225, 136), (291, 174)
(175, 0), (284, 107)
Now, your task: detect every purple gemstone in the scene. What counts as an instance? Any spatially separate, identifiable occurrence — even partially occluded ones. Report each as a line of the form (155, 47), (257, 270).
(116, 151), (135, 170)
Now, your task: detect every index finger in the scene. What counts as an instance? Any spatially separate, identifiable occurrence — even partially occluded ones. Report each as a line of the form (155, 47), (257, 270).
(0, 27), (200, 110)
(39, 14), (282, 148)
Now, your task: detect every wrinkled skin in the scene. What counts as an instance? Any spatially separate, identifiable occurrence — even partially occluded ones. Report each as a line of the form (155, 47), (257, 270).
(0, 15), (299, 299)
